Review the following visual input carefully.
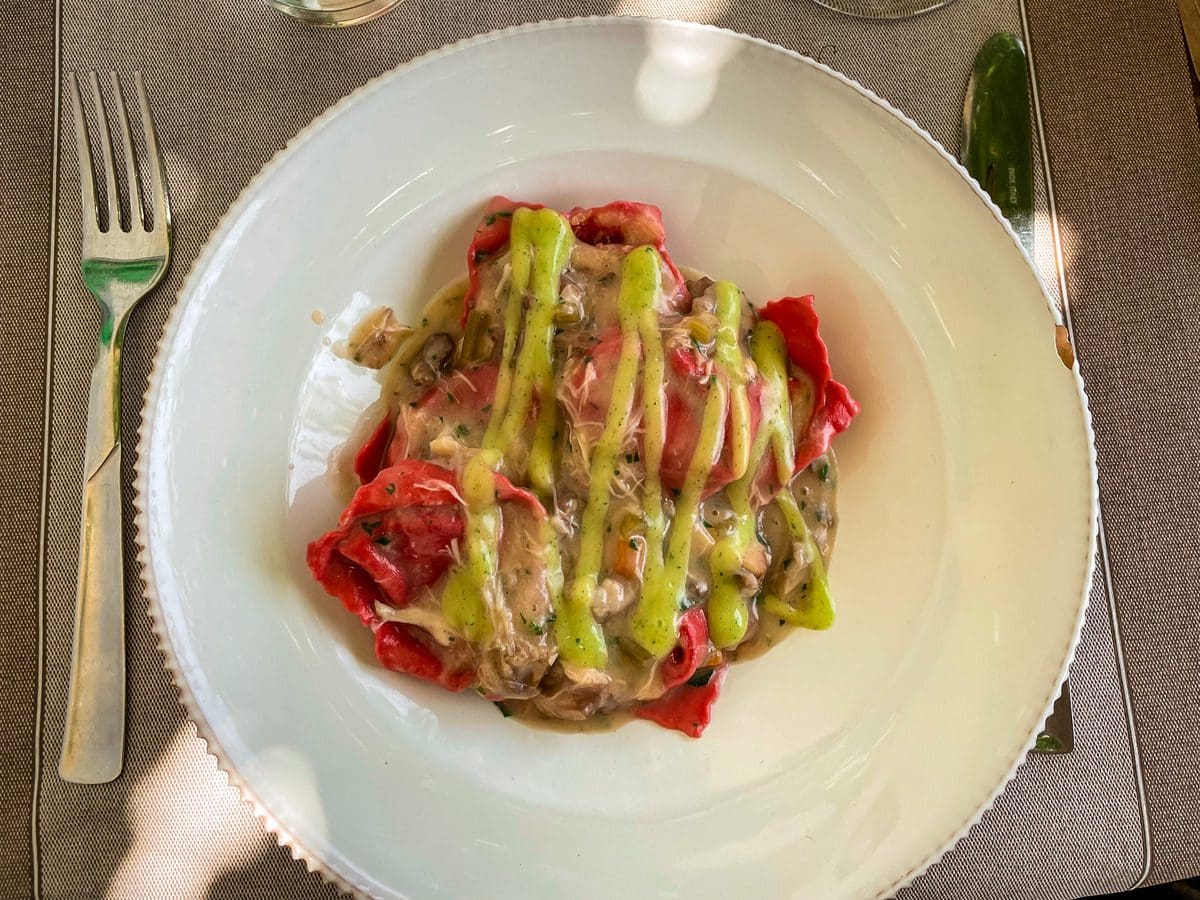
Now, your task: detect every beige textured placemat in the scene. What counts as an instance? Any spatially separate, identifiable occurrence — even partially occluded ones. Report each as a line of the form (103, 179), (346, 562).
(0, 6), (56, 899)
(1029, 0), (1200, 882)
(5, 0), (1199, 897)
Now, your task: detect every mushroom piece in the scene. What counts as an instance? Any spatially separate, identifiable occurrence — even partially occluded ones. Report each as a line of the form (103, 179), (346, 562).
(685, 276), (715, 300)
(410, 332), (456, 385)
(532, 663), (613, 720)
(346, 307), (411, 369)
(554, 273), (586, 328)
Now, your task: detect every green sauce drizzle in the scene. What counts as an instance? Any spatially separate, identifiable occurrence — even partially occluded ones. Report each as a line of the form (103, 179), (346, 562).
(484, 208), (574, 465)
(712, 282), (751, 481)
(527, 388), (558, 500)
(445, 208), (572, 643)
(441, 449), (502, 640)
(557, 246), (663, 668)
(636, 266), (669, 638)
(633, 376), (728, 658)
(707, 320), (791, 647)
(754, 318), (797, 486)
(763, 488), (835, 630)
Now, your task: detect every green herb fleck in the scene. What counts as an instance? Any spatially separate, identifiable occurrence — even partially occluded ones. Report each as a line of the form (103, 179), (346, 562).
(522, 613), (548, 637)
(818, 463), (830, 482)
(385, 483), (396, 494)
(455, 424), (471, 439)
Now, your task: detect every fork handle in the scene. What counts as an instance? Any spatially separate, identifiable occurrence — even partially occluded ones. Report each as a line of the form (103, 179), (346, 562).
(60, 331), (126, 784)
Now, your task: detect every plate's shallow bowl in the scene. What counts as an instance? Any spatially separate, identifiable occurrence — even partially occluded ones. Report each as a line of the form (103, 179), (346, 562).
(136, 18), (1096, 900)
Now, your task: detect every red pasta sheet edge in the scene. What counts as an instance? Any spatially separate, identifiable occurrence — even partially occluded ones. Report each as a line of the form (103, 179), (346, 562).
(307, 460), (544, 692)
(634, 666), (729, 738)
(759, 295), (860, 470)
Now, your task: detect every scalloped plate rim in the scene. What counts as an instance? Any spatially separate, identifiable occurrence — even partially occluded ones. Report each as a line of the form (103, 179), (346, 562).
(132, 16), (1098, 900)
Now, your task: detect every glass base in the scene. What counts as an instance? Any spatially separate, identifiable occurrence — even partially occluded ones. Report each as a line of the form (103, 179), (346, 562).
(808, 0), (956, 19)
(269, 0), (403, 27)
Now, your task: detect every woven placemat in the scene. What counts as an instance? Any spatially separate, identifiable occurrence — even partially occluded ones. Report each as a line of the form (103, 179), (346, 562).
(7, 0), (1200, 897)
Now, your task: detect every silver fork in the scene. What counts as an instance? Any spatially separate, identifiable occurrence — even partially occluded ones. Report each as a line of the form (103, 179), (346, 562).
(59, 71), (171, 784)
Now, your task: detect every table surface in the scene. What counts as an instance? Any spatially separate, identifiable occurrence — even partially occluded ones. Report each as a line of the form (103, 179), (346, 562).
(2, 1), (1198, 898)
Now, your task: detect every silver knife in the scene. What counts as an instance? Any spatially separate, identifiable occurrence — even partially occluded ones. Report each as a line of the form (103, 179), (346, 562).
(962, 33), (1073, 754)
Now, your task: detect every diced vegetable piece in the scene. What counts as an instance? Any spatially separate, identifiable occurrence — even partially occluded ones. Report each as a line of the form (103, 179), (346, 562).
(459, 309), (494, 364)
(613, 528), (645, 581)
(686, 313), (716, 345)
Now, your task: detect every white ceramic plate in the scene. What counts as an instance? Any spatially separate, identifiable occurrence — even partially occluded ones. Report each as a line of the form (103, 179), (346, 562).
(136, 18), (1096, 900)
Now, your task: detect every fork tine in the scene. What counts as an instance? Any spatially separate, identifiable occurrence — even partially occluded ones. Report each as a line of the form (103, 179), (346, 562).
(109, 73), (142, 231)
(68, 73), (99, 233)
(86, 71), (120, 232)
(133, 71), (171, 235)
